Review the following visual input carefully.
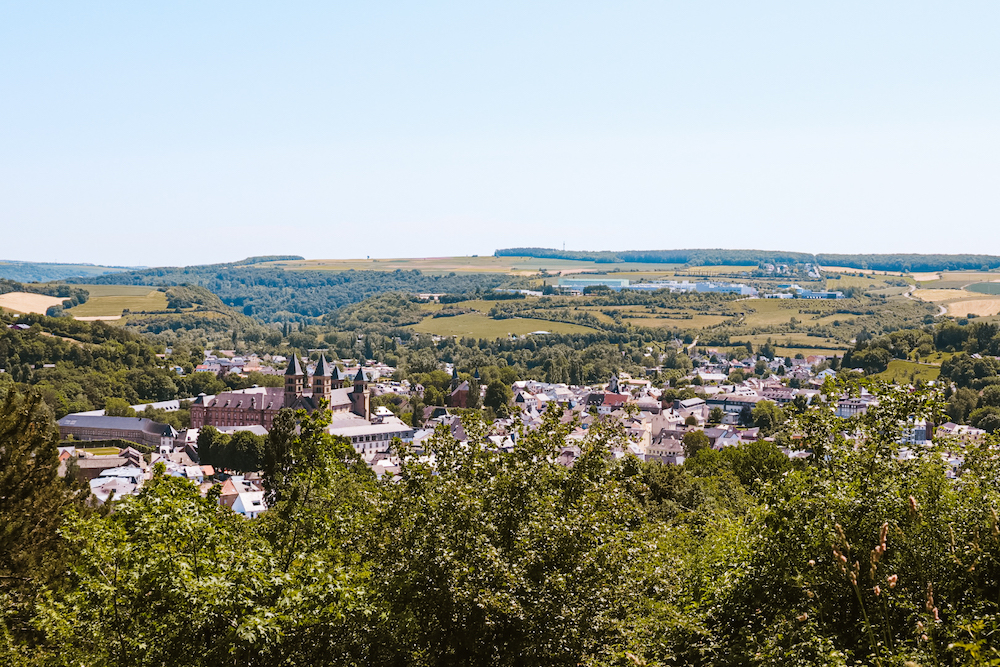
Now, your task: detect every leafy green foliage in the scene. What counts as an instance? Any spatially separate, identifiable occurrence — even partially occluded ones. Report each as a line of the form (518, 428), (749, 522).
(71, 264), (517, 322)
(0, 390), (89, 650)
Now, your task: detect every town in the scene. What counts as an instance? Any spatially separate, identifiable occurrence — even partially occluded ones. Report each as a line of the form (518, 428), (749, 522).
(50, 332), (971, 516)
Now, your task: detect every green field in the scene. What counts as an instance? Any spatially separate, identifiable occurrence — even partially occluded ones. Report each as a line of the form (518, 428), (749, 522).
(67, 288), (169, 317)
(731, 333), (847, 352)
(409, 313), (597, 337)
(875, 360), (940, 383)
(78, 447), (122, 456)
(738, 299), (843, 327)
(966, 282), (1000, 295)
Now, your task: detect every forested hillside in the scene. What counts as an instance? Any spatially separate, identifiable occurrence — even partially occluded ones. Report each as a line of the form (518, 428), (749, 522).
(0, 261), (131, 282)
(498, 247), (1000, 272)
(70, 262), (519, 321)
(496, 247), (816, 265)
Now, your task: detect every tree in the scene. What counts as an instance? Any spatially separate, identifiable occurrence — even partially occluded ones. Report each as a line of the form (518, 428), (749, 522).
(43, 465), (278, 666)
(751, 399), (785, 436)
(466, 375), (481, 410)
(410, 394), (424, 428)
(0, 390), (89, 640)
(682, 429), (710, 457)
(196, 426), (224, 468)
(103, 397), (136, 417)
(373, 407), (644, 664)
(709, 406), (724, 424)
(483, 380), (513, 416)
(946, 387), (979, 423)
(229, 430), (264, 473)
(261, 408), (298, 506)
(982, 384), (1000, 407)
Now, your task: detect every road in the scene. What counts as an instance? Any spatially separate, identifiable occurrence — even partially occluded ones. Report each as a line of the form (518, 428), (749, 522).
(902, 284), (947, 316)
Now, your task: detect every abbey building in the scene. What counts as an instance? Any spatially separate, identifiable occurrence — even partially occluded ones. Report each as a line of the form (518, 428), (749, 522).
(189, 354), (373, 429)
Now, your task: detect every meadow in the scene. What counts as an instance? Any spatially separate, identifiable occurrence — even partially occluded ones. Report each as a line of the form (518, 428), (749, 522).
(408, 312), (598, 337)
(66, 285), (169, 318)
(875, 359), (941, 383)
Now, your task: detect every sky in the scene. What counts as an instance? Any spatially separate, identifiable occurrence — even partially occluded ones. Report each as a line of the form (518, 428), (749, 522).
(1, 2), (999, 267)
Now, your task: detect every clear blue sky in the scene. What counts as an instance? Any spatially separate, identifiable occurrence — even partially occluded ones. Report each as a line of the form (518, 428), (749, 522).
(2, 2), (999, 266)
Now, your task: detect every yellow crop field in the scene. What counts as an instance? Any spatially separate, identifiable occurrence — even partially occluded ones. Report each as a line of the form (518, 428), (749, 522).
(0, 292), (66, 314)
(912, 289), (970, 302)
(947, 299), (1000, 317)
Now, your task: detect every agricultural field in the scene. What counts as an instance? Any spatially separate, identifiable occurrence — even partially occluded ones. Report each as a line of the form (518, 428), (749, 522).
(409, 313), (597, 337)
(738, 299), (845, 328)
(260, 255), (687, 276)
(678, 265), (757, 275)
(947, 299), (1000, 317)
(826, 272), (912, 290)
(821, 266), (907, 277)
(730, 333), (848, 354)
(911, 279), (1000, 317)
(626, 314), (731, 329)
(966, 282), (1000, 295)
(915, 271), (1000, 289)
(0, 292), (66, 314)
(66, 285), (169, 318)
(875, 360), (940, 383)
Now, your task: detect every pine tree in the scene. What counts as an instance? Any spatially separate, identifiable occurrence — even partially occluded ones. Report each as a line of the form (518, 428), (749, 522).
(0, 390), (89, 635)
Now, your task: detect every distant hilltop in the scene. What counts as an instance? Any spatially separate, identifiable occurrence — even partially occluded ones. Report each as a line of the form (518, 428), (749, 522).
(0, 261), (138, 283)
(495, 248), (1000, 273)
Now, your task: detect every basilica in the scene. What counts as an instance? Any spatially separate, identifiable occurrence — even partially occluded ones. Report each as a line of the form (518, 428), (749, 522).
(189, 354), (373, 429)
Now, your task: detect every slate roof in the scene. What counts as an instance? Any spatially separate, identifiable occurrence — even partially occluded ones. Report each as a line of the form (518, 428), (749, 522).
(57, 415), (176, 437)
(314, 354), (334, 377)
(285, 355), (305, 376)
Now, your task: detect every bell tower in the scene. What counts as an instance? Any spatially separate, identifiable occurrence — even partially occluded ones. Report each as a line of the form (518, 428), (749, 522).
(284, 355), (306, 406)
(349, 367), (371, 420)
(312, 354), (334, 403)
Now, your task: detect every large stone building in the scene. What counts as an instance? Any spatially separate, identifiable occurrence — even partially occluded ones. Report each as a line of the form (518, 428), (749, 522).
(56, 415), (178, 449)
(189, 354), (372, 429)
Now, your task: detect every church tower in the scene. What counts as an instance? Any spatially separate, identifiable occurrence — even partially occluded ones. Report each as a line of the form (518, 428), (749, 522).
(349, 367), (371, 420)
(284, 355), (306, 407)
(312, 354), (334, 403)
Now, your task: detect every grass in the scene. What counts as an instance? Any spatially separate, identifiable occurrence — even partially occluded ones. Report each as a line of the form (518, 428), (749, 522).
(738, 299), (843, 327)
(409, 313), (597, 337)
(875, 360), (940, 383)
(79, 447), (122, 456)
(72, 284), (165, 298)
(67, 291), (169, 317)
(967, 282), (1000, 295)
(628, 314), (731, 329)
(731, 333), (847, 351)
(918, 351), (954, 365)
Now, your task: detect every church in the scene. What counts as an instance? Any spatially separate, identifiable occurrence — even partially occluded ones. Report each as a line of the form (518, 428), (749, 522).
(189, 354), (373, 430)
